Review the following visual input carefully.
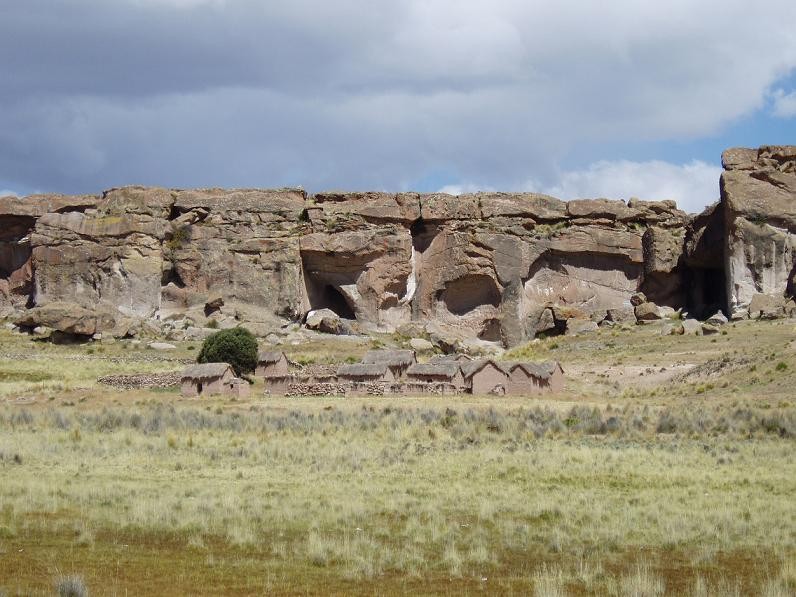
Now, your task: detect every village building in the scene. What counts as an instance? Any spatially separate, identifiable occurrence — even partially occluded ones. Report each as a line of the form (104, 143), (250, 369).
(505, 362), (547, 395)
(262, 374), (294, 395)
(337, 363), (395, 384)
(406, 362), (464, 388)
(181, 362), (242, 398)
(541, 360), (565, 392)
(256, 351), (289, 377)
(462, 359), (509, 395)
(361, 349), (416, 379)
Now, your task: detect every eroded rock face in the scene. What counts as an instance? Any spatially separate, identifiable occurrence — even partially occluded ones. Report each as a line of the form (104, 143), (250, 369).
(2, 145), (793, 347)
(721, 146), (796, 315)
(0, 186), (691, 346)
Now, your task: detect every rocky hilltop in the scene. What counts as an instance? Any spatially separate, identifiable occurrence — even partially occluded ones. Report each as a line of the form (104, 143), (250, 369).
(1, 145), (794, 348)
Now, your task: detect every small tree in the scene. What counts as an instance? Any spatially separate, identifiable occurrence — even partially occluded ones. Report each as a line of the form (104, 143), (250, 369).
(197, 327), (257, 377)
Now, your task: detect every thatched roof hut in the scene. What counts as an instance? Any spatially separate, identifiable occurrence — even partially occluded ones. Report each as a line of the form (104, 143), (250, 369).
(407, 363), (460, 379)
(181, 362), (235, 381)
(256, 351), (289, 377)
(361, 349), (416, 379)
(461, 359), (509, 395)
(337, 363), (394, 382)
(181, 363), (237, 397)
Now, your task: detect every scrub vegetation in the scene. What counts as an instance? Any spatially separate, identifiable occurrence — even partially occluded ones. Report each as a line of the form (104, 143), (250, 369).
(0, 320), (794, 595)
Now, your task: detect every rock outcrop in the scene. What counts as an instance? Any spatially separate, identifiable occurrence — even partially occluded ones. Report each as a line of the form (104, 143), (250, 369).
(1, 145), (794, 347)
(721, 146), (796, 316)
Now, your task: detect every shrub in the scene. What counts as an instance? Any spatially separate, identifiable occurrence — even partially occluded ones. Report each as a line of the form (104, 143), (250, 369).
(55, 575), (88, 597)
(197, 327), (258, 377)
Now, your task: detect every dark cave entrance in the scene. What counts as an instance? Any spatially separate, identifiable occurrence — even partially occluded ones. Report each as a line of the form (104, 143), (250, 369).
(685, 266), (727, 320)
(315, 284), (356, 319)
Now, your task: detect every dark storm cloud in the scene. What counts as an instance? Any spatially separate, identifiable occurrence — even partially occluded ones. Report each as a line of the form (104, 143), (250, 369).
(1, 0), (795, 210)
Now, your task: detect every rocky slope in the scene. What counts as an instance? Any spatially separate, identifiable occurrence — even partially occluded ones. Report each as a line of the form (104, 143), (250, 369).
(0, 145), (793, 346)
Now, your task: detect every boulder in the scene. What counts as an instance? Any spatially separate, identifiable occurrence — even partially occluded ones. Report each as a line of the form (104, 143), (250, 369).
(748, 293), (785, 320)
(409, 337), (434, 353)
(15, 302), (115, 337)
(681, 319), (703, 336)
(205, 294), (224, 314)
(705, 311), (728, 326)
(305, 308), (353, 335)
(566, 319), (598, 336)
(701, 323), (720, 335)
(606, 307), (636, 323)
(634, 302), (662, 322)
(630, 292), (647, 307)
(533, 308), (558, 336)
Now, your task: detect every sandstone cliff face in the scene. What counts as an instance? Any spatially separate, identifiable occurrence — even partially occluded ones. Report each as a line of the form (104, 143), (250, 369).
(721, 146), (796, 314)
(1, 185), (690, 346)
(2, 145), (793, 346)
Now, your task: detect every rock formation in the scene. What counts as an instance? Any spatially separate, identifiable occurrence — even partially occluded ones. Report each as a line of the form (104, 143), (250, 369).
(1, 145), (794, 346)
(721, 146), (796, 316)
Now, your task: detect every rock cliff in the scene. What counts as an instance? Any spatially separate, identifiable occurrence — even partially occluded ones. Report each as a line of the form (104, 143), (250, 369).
(1, 145), (793, 346)
(721, 146), (796, 315)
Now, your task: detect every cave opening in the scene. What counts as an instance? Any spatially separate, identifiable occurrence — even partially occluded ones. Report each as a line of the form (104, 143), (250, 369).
(685, 266), (727, 319)
(314, 284), (356, 319)
(410, 218), (437, 253)
(161, 264), (186, 288)
(439, 274), (501, 316)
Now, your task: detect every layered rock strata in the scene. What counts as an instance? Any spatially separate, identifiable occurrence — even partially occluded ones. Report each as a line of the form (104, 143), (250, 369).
(1, 145), (794, 346)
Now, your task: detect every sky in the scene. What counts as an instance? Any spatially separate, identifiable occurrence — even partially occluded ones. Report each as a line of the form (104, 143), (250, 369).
(1, 1), (795, 214)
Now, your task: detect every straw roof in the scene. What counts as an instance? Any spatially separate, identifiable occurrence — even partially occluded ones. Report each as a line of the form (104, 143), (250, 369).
(257, 351), (286, 364)
(337, 363), (390, 377)
(461, 359), (508, 379)
(505, 361), (550, 380)
(181, 362), (234, 381)
(361, 349), (416, 367)
(406, 363), (460, 379)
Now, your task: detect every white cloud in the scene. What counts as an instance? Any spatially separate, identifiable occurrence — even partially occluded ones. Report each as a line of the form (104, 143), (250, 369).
(535, 160), (721, 214)
(0, 189), (18, 197)
(772, 89), (796, 118)
(437, 183), (494, 195)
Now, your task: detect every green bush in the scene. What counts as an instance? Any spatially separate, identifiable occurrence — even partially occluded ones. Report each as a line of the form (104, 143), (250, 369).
(197, 327), (257, 377)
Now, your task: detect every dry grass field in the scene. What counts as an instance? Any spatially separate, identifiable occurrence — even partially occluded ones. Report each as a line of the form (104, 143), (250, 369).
(0, 320), (794, 595)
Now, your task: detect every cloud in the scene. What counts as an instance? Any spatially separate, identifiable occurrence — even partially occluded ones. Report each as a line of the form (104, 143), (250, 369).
(772, 89), (796, 118)
(0, 189), (18, 198)
(437, 183), (495, 196)
(0, 0), (795, 210)
(537, 160), (722, 214)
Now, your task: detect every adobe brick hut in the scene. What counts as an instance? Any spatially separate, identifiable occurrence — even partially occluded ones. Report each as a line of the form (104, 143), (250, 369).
(462, 360), (509, 395)
(256, 351), (289, 377)
(181, 363), (237, 397)
(263, 375), (293, 395)
(361, 350), (416, 379)
(406, 363), (464, 388)
(506, 362), (547, 395)
(337, 363), (395, 383)
(541, 361), (565, 392)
